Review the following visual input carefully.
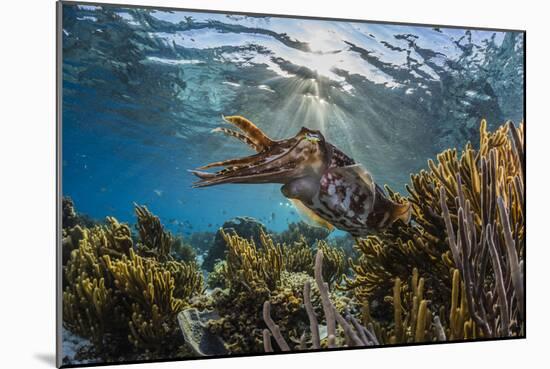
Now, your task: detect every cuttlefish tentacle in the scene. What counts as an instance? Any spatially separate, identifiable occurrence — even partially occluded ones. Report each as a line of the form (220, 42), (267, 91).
(191, 115), (411, 236)
(192, 168), (297, 188)
(197, 154), (261, 170)
(198, 116), (277, 171)
(193, 134), (309, 188)
(210, 127), (261, 152)
(188, 170), (217, 180)
(221, 115), (275, 150)
(192, 139), (305, 188)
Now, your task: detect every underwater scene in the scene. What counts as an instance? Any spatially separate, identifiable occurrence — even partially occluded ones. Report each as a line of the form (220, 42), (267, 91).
(59, 2), (525, 366)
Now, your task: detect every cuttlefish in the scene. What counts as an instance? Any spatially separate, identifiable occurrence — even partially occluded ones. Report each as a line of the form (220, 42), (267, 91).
(190, 116), (411, 237)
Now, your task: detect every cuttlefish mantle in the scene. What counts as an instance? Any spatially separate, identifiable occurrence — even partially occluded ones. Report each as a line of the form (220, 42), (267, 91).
(190, 115), (411, 237)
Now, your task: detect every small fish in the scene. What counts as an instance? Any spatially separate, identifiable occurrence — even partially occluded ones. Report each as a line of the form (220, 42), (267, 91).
(191, 115), (410, 237)
(153, 189), (163, 197)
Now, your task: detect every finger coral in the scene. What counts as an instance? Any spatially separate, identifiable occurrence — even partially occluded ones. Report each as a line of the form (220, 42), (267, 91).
(133, 205), (197, 263)
(103, 249), (201, 351)
(317, 240), (346, 289)
(202, 216), (267, 271)
(283, 237), (314, 275)
(62, 203), (203, 362)
(367, 269), (449, 344)
(222, 229), (285, 292)
(281, 238), (347, 289)
(134, 205), (174, 262)
(206, 230), (299, 352)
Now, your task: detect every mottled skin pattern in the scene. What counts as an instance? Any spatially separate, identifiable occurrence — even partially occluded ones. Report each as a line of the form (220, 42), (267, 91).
(191, 116), (410, 237)
(299, 145), (408, 236)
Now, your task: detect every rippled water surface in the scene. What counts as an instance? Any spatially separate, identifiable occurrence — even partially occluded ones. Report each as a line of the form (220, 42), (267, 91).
(62, 3), (524, 233)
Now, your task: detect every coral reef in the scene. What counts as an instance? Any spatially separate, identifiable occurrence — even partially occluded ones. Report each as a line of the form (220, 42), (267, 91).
(206, 260), (228, 289)
(263, 250), (379, 351)
(133, 205), (197, 263)
(171, 237), (197, 263)
(177, 308), (227, 357)
(363, 268), (449, 344)
(330, 232), (357, 260)
(62, 202), (203, 363)
(205, 229), (349, 353)
(62, 197), (79, 229)
(61, 119), (524, 363)
(61, 223), (86, 265)
(202, 216), (267, 271)
(62, 197), (100, 229)
(187, 231), (216, 255)
(317, 241), (347, 289)
(282, 237), (314, 275)
(343, 120), (524, 337)
(274, 221), (330, 246)
(205, 229), (298, 352)
(263, 250), (454, 351)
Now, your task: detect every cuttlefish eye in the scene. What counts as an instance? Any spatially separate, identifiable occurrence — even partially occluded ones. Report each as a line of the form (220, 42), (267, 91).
(304, 132), (321, 143)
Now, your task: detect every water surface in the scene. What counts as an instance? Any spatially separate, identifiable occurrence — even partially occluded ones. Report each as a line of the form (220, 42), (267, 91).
(62, 3), (524, 234)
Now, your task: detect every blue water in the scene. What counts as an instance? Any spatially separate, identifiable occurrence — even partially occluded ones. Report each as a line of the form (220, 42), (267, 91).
(61, 3), (524, 235)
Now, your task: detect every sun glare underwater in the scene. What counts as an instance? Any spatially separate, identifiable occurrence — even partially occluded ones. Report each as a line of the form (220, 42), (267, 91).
(60, 2), (525, 366)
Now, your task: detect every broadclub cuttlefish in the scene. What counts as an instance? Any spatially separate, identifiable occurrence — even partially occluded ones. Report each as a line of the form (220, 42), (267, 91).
(190, 115), (411, 237)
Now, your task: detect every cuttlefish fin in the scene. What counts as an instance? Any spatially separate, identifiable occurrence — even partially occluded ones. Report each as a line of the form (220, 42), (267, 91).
(222, 115), (275, 150)
(290, 199), (335, 231)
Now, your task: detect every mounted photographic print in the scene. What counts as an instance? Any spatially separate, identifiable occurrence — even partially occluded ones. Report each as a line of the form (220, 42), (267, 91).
(56, 1), (525, 367)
